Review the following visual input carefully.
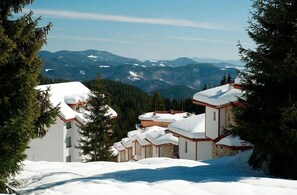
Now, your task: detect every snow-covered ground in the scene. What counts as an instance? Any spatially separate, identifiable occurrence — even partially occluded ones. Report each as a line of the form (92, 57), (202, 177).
(14, 151), (297, 195)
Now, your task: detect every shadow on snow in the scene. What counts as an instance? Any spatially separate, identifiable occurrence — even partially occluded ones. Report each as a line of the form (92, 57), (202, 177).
(21, 153), (264, 193)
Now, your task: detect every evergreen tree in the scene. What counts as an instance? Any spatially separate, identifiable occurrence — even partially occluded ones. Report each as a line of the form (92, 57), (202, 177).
(232, 0), (297, 178)
(151, 91), (165, 111)
(226, 73), (233, 83)
(34, 88), (60, 138)
(220, 74), (227, 85)
(220, 73), (233, 85)
(0, 1), (58, 192)
(85, 79), (151, 142)
(77, 76), (114, 162)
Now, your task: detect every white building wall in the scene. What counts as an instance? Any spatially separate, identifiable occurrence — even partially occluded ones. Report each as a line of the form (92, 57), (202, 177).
(179, 137), (196, 161)
(197, 141), (212, 160)
(26, 117), (64, 162)
(70, 121), (83, 162)
(205, 107), (219, 140)
(26, 118), (84, 162)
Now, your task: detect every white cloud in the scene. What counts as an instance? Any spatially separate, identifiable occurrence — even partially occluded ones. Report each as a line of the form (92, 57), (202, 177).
(49, 34), (135, 44)
(23, 8), (231, 30)
(167, 36), (237, 45)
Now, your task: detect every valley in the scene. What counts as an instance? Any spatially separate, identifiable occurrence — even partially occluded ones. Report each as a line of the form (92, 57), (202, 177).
(40, 50), (240, 98)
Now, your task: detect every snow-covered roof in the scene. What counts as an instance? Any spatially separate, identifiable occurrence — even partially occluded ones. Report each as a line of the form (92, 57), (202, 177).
(135, 126), (167, 146)
(168, 114), (206, 139)
(136, 134), (151, 146)
(36, 82), (117, 122)
(127, 129), (142, 141)
(64, 95), (82, 104)
(193, 84), (242, 107)
(216, 135), (251, 147)
(121, 137), (133, 148)
(125, 126), (177, 147)
(113, 141), (125, 151)
(75, 112), (87, 124)
(146, 131), (178, 146)
(135, 124), (142, 130)
(105, 105), (118, 118)
(138, 111), (189, 123)
(145, 129), (165, 144)
(234, 76), (242, 85)
(110, 146), (119, 156)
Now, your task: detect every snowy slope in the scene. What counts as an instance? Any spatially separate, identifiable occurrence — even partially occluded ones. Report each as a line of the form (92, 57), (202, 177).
(14, 150), (297, 195)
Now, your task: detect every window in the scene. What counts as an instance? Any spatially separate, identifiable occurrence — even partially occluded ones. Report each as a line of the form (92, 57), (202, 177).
(185, 141), (188, 153)
(66, 122), (72, 129)
(66, 155), (71, 162)
(66, 137), (72, 148)
(213, 111), (216, 121)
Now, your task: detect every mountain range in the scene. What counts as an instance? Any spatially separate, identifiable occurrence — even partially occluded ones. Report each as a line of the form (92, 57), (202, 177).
(39, 49), (241, 98)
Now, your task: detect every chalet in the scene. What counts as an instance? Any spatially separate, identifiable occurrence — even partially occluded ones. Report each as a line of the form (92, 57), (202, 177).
(113, 142), (126, 162)
(134, 127), (155, 160)
(121, 137), (133, 161)
(192, 81), (251, 158)
(138, 111), (189, 128)
(146, 130), (178, 159)
(113, 79), (251, 162)
(25, 82), (117, 162)
(114, 125), (178, 162)
(168, 114), (213, 161)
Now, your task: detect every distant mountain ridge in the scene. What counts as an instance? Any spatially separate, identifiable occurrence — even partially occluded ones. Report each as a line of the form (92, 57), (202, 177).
(39, 50), (239, 98)
(39, 49), (141, 67)
(192, 57), (243, 66)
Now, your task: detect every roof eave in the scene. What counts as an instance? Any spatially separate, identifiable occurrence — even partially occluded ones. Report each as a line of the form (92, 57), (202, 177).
(192, 99), (238, 109)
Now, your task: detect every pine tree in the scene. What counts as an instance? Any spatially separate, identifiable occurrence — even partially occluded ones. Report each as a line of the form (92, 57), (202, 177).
(77, 76), (115, 162)
(151, 91), (165, 111)
(226, 73), (233, 83)
(220, 74), (227, 85)
(34, 88), (60, 138)
(220, 73), (233, 85)
(0, 1), (58, 192)
(87, 79), (151, 142)
(232, 0), (297, 178)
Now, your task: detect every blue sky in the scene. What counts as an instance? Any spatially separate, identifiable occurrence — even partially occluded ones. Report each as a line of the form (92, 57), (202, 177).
(23, 0), (253, 60)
